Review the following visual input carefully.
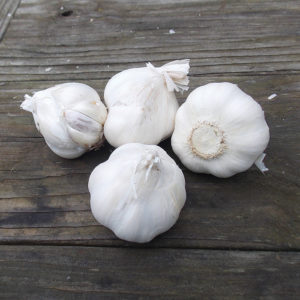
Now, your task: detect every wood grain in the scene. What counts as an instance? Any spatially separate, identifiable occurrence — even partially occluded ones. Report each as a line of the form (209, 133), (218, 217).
(1, 0), (300, 82)
(0, 245), (299, 299)
(1, 0), (300, 298)
(0, 0), (299, 250)
(0, 0), (20, 41)
(0, 73), (299, 249)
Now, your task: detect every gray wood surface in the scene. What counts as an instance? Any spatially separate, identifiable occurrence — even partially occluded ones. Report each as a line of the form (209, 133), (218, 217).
(0, 0), (20, 41)
(0, 0), (300, 298)
(0, 245), (299, 299)
(0, 0), (299, 250)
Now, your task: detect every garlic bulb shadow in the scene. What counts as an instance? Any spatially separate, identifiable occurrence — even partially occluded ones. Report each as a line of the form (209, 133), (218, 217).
(88, 143), (186, 243)
(103, 59), (190, 147)
(20, 83), (107, 159)
(171, 82), (270, 178)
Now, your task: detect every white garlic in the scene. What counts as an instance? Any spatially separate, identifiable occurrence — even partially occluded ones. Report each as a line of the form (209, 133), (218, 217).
(20, 83), (107, 159)
(171, 82), (270, 178)
(88, 143), (186, 243)
(103, 59), (190, 147)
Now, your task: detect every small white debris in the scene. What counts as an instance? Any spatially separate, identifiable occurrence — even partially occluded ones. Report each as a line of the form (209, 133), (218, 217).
(66, 59), (70, 62)
(90, 18), (94, 22)
(60, 6), (64, 10)
(45, 67), (52, 72)
(89, 268), (99, 272)
(156, 26), (160, 30)
(107, 65), (110, 68)
(66, 275), (71, 280)
(76, 66), (79, 69)
(7, 13), (12, 17)
(268, 93), (277, 100)
(169, 29), (175, 34)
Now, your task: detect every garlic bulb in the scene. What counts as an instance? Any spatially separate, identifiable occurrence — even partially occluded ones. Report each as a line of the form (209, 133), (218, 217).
(88, 143), (186, 243)
(103, 59), (190, 147)
(171, 82), (270, 178)
(20, 83), (107, 159)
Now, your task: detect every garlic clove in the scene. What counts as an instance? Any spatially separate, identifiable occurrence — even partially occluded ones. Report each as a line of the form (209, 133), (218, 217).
(20, 83), (107, 159)
(50, 82), (98, 107)
(88, 143), (186, 243)
(34, 100), (87, 159)
(64, 110), (102, 148)
(46, 140), (86, 160)
(70, 100), (107, 125)
(171, 82), (270, 178)
(104, 105), (165, 146)
(104, 60), (190, 147)
(34, 96), (69, 147)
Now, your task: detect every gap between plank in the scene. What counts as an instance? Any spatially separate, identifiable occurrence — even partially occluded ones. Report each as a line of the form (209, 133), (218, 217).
(0, 240), (299, 252)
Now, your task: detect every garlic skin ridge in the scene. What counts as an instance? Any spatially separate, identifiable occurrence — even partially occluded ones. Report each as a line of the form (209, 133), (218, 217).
(171, 82), (270, 178)
(88, 143), (186, 243)
(103, 59), (190, 148)
(20, 83), (107, 159)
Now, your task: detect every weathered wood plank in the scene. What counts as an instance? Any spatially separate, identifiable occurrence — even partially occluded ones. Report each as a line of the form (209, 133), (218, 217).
(0, 0), (20, 41)
(0, 1), (299, 298)
(0, 73), (299, 249)
(0, 246), (299, 299)
(0, 0), (300, 82)
(0, 0), (299, 249)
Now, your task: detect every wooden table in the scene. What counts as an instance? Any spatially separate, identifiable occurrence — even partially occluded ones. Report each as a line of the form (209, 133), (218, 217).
(0, 0), (299, 298)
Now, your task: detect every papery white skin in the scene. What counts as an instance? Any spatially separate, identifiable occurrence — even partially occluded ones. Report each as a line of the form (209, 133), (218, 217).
(88, 143), (186, 243)
(104, 60), (190, 147)
(171, 82), (270, 178)
(20, 83), (107, 159)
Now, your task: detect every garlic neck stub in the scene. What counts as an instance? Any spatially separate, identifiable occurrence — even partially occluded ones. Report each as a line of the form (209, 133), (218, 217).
(146, 60), (190, 93)
(88, 143), (186, 243)
(189, 121), (226, 160)
(132, 150), (161, 199)
(103, 59), (190, 148)
(171, 82), (270, 178)
(20, 83), (107, 159)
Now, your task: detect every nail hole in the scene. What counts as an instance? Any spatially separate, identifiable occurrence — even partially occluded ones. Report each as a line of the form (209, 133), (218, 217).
(61, 10), (73, 17)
